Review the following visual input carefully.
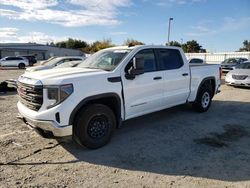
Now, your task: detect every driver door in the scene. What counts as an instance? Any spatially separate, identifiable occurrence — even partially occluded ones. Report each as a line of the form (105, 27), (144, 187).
(121, 49), (165, 119)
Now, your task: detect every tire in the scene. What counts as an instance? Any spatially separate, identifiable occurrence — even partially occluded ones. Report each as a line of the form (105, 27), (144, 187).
(73, 104), (116, 149)
(192, 83), (213, 112)
(18, 63), (25, 69)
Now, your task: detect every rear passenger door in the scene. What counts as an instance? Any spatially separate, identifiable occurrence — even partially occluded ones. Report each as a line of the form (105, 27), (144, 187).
(156, 48), (190, 107)
(122, 49), (165, 119)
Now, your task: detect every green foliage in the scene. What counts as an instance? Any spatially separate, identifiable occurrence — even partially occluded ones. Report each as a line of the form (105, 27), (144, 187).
(55, 38), (114, 54)
(182, 40), (202, 53)
(239, 40), (250, 51)
(167, 41), (181, 47)
(167, 40), (205, 53)
(54, 38), (206, 54)
(55, 38), (88, 49)
(123, 38), (145, 47)
(84, 39), (115, 53)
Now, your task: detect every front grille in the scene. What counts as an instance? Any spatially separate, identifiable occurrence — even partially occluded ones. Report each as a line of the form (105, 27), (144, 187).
(232, 75), (248, 80)
(221, 66), (233, 70)
(17, 82), (43, 111)
(222, 67), (233, 70)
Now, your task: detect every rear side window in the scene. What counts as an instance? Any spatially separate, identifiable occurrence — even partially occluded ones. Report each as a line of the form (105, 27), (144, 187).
(158, 49), (183, 70)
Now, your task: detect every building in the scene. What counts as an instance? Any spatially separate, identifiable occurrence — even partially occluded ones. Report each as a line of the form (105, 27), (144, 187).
(0, 43), (85, 60)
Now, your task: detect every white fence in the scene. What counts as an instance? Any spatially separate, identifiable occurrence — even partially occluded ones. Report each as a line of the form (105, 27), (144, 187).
(185, 52), (250, 64)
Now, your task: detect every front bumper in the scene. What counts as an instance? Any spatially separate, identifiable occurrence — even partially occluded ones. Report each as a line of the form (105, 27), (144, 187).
(17, 98), (73, 137)
(225, 77), (250, 87)
(226, 82), (250, 87)
(17, 113), (72, 137)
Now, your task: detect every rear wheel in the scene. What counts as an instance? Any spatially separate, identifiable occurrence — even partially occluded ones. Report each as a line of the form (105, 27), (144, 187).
(18, 63), (25, 69)
(73, 104), (116, 149)
(192, 83), (213, 112)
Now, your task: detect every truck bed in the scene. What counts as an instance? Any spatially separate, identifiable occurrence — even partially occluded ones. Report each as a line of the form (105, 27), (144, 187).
(188, 64), (221, 102)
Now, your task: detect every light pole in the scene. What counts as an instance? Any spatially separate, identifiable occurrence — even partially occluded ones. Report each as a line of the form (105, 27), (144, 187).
(167, 17), (173, 45)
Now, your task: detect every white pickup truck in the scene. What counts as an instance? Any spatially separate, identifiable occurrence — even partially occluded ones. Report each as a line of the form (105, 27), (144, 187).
(17, 45), (221, 149)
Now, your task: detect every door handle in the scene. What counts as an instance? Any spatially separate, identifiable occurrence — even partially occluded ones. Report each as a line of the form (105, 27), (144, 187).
(153, 76), (162, 80)
(182, 73), (189, 76)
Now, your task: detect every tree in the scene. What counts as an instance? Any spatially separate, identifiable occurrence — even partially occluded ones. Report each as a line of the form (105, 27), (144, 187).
(49, 42), (55, 46)
(55, 38), (88, 49)
(56, 41), (66, 48)
(83, 39), (115, 53)
(123, 38), (144, 46)
(182, 40), (202, 53)
(239, 40), (250, 51)
(167, 41), (181, 47)
(166, 40), (206, 53)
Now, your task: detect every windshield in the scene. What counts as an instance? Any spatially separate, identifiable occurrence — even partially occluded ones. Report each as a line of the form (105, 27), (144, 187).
(46, 56), (57, 62)
(44, 57), (63, 66)
(235, 62), (250, 69)
(54, 60), (83, 68)
(221, 58), (237, 64)
(77, 49), (131, 71)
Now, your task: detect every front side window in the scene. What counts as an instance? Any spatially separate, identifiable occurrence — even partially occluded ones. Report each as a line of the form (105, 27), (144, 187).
(158, 49), (184, 70)
(125, 49), (157, 73)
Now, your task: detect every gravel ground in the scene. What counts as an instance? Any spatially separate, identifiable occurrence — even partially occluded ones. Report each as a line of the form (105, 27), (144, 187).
(0, 69), (250, 188)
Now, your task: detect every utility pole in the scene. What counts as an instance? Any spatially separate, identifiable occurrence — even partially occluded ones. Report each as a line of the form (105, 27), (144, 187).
(167, 17), (173, 45)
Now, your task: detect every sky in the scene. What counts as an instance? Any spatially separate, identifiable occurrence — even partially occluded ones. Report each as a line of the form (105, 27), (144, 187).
(0, 0), (249, 52)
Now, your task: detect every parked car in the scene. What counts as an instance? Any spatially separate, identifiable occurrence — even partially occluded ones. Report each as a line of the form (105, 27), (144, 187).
(25, 56), (86, 72)
(17, 45), (221, 149)
(221, 58), (248, 72)
(225, 61), (250, 87)
(53, 60), (84, 69)
(18, 55), (37, 66)
(0, 56), (29, 69)
(188, 58), (205, 64)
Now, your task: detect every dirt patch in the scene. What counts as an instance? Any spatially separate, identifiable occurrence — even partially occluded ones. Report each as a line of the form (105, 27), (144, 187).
(194, 124), (249, 148)
(1, 71), (250, 187)
(0, 139), (15, 147)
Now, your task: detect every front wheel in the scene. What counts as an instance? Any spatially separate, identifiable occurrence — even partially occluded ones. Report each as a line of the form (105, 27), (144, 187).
(192, 84), (213, 112)
(18, 63), (25, 69)
(73, 104), (116, 149)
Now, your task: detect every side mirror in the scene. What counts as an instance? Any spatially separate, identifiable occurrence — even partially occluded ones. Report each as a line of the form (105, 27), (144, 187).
(125, 57), (144, 79)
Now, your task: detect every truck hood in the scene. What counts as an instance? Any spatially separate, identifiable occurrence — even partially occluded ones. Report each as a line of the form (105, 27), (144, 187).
(21, 67), (105, 83)
(221, 63), (237, 67)
(227, 69), (250, 75)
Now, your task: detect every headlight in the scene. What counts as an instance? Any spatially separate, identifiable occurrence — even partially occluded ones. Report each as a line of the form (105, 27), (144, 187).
(46, 84), (73, 109)
(225, 73), (231, 81)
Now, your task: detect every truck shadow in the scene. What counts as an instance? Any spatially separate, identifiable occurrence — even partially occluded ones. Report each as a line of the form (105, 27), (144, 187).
(61, 100), (250, 182)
